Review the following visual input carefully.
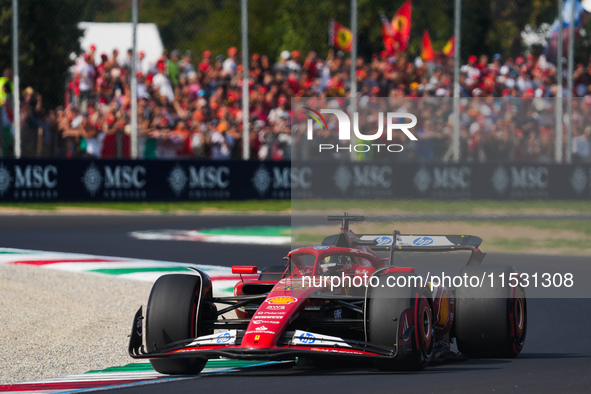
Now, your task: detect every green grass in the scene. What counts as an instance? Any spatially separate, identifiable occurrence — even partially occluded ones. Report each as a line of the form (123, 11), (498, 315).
(199, 226), (291, 236)
(1, 199), (590, 215)
(2, 200), (589, 255)
(395, 218), (591, 235)
(292, 199), (591, 214)
(446, 218), (591, 237)
(488, 237), (591, 254)
(292, 218), (591, 255)
(0, 200), (291, 213)
(494, 219), (591, 236)
(292, 233), (323, 244)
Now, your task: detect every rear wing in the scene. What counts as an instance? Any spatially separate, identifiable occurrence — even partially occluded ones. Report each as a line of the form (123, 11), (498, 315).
(321, 231), (485, 266)
(320, 215), (485, 265)
(362, 232), (485, 266)
(358, 234), (482, 252)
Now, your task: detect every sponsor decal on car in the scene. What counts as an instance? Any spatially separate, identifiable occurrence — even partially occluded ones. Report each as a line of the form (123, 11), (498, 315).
(187, 330), (237, 346)
(282, 283), (308, 291)
(309, 348), (371, 355)
(216, 332), (232, 343)
(361, 235), (455, 247)
(292, 330), (351, 347)
(412, 236), (434, 246)
(246, 327), (275, 335)
(266, 296), (298, 305)
(299, 332), (316, 344)
(252, 320), (281, 325)
(373, 236), (391, 246)
(300, 267), (313, 276)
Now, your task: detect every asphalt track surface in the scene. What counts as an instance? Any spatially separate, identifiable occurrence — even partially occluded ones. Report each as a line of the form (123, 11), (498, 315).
(0, 214), (290, 268)
(1, 214), (590, 393)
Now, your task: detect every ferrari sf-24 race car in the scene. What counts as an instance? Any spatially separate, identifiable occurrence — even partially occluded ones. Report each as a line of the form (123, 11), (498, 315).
(129, 215), (527, 374)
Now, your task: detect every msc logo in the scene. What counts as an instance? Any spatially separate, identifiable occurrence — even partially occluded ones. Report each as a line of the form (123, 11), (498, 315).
(104, 166), (146, 189)
(13, 165), (58, 189)
(492, 166), (549, 195)
(303, 107), (417, 153)
(0, 164), (59, 199)
(81, 163), (147, 199)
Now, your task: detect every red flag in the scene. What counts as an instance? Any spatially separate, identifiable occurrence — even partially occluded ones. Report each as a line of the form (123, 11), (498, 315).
(421, 30), (435, 61)
(442, 36), (455, 57)
(380, 13), (396, 55)
(391, 1), (412, 53)
(329, 19), (353, 52)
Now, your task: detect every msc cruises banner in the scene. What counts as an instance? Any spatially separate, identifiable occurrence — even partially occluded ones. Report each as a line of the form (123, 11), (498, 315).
(295, 162), (591, 200)
(0, 159), (292, 202)
(0, 159), (590, 201)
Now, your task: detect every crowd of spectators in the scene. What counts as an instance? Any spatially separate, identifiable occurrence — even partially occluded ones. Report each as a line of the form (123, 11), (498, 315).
(4, 45), (591, 163)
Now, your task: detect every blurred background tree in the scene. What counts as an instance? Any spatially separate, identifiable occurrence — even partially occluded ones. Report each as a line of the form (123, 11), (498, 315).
(76, 0), (560, 61)
(0, 0), (82, 108)
(0, 0), (582, 110)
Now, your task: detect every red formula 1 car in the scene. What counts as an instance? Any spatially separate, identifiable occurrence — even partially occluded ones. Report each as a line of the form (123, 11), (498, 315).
(129, 215), (526, 374)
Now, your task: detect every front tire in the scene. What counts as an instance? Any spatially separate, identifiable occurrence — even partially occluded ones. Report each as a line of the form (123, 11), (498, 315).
(454, 265), (527, 358)
(368, 272), (434, 371)
(146, 274), (211, 374)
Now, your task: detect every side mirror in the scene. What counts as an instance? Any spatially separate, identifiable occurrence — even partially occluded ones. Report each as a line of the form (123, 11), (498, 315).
(232, 266), (258, 274)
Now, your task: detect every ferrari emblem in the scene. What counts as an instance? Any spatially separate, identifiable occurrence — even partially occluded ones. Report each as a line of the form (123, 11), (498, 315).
(337, 30), (351, 48)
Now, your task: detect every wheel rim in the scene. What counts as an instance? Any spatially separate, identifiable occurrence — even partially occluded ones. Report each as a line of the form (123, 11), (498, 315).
(512, 287), (526, 344)
(417, 297), (433, 354)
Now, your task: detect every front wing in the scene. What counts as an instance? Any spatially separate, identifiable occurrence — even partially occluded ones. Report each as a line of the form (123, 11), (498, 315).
(128, 307), (398, 362)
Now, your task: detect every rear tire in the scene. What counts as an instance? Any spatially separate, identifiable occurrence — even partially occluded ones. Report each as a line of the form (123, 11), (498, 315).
(146, 274), (210, 374)
(368, 273), (434, 371)
(454, 265), (527, 358)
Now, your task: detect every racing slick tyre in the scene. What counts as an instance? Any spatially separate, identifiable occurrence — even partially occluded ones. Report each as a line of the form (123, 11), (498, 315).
(454, 265), (527, 358)
(368, 272), (434, 371)
(146, 273), (214, 375)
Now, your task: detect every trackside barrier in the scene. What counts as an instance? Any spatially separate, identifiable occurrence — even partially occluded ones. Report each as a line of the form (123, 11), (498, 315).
(0, 159), (590, 201)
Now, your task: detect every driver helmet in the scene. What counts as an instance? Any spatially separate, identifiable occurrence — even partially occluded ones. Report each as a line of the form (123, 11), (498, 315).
(320, 254), (352, 274)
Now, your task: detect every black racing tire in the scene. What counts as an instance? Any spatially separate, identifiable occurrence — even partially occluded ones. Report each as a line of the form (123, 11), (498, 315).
(454, 265), (527, 358)
(258, 265), (287, 281)
(368, 272), (434, 371)
(146, 274), (209, 375)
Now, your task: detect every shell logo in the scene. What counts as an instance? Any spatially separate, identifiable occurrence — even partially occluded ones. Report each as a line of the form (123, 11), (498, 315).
(266, 296), (298, 304)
